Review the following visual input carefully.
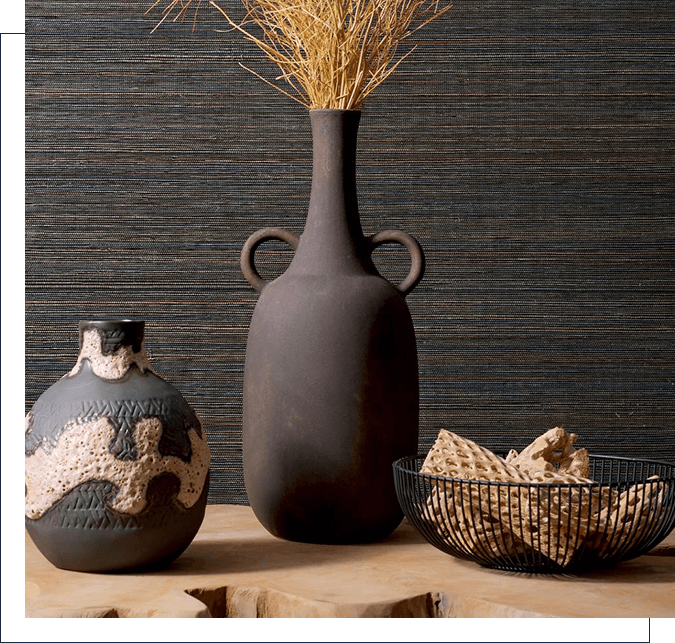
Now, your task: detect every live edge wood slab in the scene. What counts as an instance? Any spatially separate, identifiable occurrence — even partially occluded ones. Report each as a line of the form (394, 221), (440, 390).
(26, 504), (675, 618)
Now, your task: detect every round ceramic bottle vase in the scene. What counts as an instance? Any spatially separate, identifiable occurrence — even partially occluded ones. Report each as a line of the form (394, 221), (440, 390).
(241, 109), (424, 544)
(24, 320), (210, 572)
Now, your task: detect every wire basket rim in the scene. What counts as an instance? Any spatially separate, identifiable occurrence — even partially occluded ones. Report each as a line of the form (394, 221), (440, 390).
(393, 453), (675, 487)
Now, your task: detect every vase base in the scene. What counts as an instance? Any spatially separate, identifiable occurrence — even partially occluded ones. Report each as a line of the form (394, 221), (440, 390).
(25, 474), (209, 573)
(253, 507), (405, 545)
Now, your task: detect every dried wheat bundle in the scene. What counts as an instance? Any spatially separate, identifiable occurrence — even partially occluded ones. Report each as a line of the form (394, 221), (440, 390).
(147, 0), (452, 109)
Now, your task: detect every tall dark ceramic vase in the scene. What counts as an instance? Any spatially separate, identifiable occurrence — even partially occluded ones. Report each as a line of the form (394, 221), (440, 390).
(25, 320), (210, 572)
(240, 109), (424, 543)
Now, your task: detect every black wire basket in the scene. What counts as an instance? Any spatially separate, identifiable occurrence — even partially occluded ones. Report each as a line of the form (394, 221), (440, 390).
(393, 454), (675, 573)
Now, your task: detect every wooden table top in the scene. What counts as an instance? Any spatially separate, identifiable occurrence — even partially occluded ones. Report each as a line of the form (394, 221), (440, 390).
(26, 504), (675, 618)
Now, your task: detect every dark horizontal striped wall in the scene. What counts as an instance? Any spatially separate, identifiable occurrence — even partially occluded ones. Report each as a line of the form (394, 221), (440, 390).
(26, 1), (675, 504)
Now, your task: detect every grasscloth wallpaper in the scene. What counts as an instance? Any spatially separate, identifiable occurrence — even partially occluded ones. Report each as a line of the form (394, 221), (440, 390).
(26, 1), (675, 504)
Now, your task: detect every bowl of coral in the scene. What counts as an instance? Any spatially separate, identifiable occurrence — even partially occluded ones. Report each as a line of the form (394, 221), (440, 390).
(393, 428), (675, 573)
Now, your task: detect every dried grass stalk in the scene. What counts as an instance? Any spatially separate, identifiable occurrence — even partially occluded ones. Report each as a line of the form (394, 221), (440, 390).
(147, 0), (452, 109)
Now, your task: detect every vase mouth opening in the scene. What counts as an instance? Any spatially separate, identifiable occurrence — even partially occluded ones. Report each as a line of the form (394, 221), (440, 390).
(309, 108), (361, 114)
(78, 320), (145, 351)
(309, 109), (362, 123)
(79, 319), (144, 330)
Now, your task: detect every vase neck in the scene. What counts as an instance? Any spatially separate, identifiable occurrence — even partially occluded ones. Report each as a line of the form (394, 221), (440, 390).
(70, 320), (153, 380)
(291, 109), (372, 274)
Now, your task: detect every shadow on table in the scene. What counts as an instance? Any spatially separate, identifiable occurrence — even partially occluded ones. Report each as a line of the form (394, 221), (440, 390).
(146, 521), (424, 577)
(480, 552), (675, 584)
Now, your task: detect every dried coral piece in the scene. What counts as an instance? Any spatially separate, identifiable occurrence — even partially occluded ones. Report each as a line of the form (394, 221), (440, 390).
(505, 429), (604, 565)
(421, 427), (604, 567)
(420, 429), (528, 482)
(420, 430), (538, 560)
(509, 427), (592, 481)
(590, 477), (668, 556)
(520, 483), (605, 566)
(416, 429), (673, 570)
(559, 446), (591, 478)
(420, 429), (579, 563)
(426, 484), (528, 561)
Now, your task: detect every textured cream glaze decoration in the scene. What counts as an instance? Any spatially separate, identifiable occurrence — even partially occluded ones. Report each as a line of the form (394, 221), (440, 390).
(68, 329), (153, 380)
(25, 416), (210, 520)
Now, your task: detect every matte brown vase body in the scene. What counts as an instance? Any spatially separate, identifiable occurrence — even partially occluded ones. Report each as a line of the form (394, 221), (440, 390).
(241, 110), (424, 543)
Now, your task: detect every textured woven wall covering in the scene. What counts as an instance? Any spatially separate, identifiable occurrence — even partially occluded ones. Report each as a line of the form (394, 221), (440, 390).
(26, 1), (675, 504)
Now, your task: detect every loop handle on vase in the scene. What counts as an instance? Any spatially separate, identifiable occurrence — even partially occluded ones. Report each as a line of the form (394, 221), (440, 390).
(241, 227), (299, 293)
(367, 230), (425, 297)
